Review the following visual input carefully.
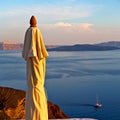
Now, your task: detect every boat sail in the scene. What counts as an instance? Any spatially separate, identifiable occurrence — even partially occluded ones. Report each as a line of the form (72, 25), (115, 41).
(94, 95), (102, 108)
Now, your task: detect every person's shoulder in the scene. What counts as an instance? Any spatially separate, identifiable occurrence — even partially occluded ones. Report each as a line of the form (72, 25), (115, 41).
(26, 27), (32, 31)
(31, 27), (40, 31)
(35, 27), (41, 34)
(36, 27), (40, 31)
(25, 27), (31, 34)
(30, 27), (41, 35)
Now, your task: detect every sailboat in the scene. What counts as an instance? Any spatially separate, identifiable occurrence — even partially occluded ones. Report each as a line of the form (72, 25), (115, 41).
(94, 95), (102, 108)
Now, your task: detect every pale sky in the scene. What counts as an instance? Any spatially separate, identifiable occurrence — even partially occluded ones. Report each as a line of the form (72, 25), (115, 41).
(0, 0), (120, 45)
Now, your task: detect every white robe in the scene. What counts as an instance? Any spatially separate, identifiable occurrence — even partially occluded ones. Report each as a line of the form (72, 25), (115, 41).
(22, 27), (49, 120)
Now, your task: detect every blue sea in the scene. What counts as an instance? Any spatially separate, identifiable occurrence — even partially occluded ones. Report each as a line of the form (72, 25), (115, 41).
(0, 50), (120, 120)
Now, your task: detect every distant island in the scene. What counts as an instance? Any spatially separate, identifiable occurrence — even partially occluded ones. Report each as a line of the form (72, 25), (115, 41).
(47, 41), (120, 51)
(0, 42), (58, 51)
(0, 42), (23, 50)
(47, 44), (120, 51)
(0, 41), (120, 51)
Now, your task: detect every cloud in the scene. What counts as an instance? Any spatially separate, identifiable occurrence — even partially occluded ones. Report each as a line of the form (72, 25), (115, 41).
(0, 20), (120, 45)
(0, 3), (98, 24)
(41, 22), (120, 45)
(39, 22), (95, 45)
(37, 5), (94, 21)
(0, 2), (105, 44)
(41, 22), (94, 32)
(80, 23), (94, 31)
(54, 22), (72, 27)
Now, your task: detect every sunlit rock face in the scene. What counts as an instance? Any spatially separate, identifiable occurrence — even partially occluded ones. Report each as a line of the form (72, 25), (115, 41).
(0, 87), (68, 119)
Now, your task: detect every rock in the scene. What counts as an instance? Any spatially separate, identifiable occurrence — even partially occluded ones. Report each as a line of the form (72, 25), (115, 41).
(0, 87), (68, 119)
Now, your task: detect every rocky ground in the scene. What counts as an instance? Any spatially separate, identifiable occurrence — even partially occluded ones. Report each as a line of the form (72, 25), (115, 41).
(0, 86), (68, 119)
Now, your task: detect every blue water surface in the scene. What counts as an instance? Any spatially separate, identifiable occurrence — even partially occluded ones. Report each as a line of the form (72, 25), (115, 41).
(0, 50), (120, 120)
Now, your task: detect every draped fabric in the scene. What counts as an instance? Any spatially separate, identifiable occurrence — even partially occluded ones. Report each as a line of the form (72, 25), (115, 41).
(22, 27), (49, 120)
(22, 27), (48, 60)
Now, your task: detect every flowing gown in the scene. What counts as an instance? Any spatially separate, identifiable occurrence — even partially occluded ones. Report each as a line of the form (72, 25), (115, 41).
(22, 27), (49, 120)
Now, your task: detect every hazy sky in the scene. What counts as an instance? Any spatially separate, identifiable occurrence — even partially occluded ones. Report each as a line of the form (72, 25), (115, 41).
(0, 0), (120, 45)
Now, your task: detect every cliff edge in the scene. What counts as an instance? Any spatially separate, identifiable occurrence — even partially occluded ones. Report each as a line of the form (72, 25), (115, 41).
(0, 86), (68, 119)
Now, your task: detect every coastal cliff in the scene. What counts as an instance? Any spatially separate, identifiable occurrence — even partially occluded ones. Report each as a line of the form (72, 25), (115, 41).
(0, 87), (68, 119)
(0, 42), (23, 50)
(1, 41), (120, 51)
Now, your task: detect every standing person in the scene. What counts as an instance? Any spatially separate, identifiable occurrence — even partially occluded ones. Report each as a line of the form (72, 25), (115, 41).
(22, 16), (49, 120)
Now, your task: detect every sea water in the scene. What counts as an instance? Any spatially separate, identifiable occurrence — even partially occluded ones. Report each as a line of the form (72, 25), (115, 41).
(0, 50), (120, 120)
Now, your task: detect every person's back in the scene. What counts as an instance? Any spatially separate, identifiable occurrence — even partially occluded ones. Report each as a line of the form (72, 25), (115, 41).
(22, 16), (49, 120)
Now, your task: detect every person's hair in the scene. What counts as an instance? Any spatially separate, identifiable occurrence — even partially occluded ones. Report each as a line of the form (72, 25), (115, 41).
(30, 16), (37, 27)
